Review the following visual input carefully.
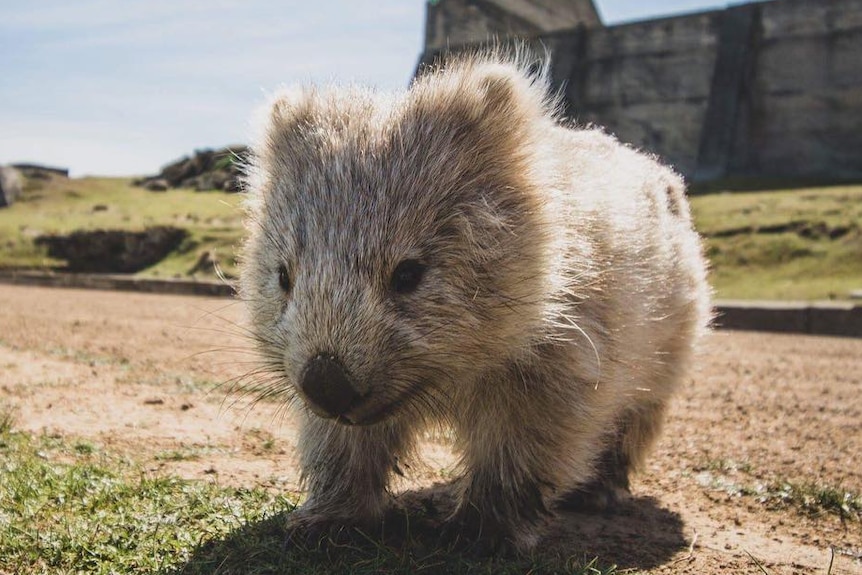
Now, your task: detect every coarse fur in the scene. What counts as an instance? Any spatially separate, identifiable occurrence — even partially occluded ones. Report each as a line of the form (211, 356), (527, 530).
(239, 50), (711, 553)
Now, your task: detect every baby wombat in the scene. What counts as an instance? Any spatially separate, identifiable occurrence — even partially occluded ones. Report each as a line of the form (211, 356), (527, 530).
(240, 52), (710, 553)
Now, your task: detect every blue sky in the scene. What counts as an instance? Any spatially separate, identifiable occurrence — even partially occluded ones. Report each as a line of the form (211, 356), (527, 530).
(1, 1), (734, 177)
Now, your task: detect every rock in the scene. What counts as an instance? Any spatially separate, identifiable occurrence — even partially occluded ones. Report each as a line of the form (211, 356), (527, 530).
(188, 250), (217, 275)
(193, 171), (229, 192)
(144, 178), (169, 192)
(0, 166), (23, 208)
(34, 226), (188, 273)
(11, 163), (69, 179)
(136, 146), (248, 192)
(160, 154), (199, 187)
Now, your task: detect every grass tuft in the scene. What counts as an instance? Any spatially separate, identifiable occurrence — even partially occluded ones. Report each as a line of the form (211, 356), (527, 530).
(0, 404), (15, 435)
(757, 482), (862, 522)
(696, 461), (862, 523)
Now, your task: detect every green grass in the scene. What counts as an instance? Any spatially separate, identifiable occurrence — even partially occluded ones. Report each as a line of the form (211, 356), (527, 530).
(689, 184), (862, 300)
(0, 428), (615, 574)
(0, 404), (15, 435)
(694, 459), (862, 523)
(0, 430), (295, 574)
(2, 174), (860, 300)
(0, 175), (244, 278)
(755, 481), (862, 522)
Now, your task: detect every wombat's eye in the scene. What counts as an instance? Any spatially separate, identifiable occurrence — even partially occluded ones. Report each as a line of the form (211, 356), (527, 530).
(277, 264), (291, 294)
(390, 259), (426, 294)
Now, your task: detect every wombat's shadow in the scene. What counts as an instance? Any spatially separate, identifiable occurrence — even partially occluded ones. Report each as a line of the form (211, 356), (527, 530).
(165, 483), (686, 574)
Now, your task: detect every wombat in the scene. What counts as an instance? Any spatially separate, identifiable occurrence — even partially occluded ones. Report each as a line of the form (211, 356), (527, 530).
(239, 51), (711, 553)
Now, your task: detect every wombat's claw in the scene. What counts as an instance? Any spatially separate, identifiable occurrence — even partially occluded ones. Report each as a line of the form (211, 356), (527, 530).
(284, 520), (327, 550)
(557, 481), (630, 514)
(284, 512), (361, 550)
(441, 507), (519, 557)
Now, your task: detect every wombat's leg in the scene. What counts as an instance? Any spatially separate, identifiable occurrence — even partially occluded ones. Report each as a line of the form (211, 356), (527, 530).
(289, 414), (411, 542)
(618, 400), (667, 473)
(447, 380), (565, 553)
(447, 461), (550, 554)
(560, 401), (666, 512)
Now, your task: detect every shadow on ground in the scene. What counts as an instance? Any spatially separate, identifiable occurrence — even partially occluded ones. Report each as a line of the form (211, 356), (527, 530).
(165, 485), (686, 574)
(552, 496), (688, 569)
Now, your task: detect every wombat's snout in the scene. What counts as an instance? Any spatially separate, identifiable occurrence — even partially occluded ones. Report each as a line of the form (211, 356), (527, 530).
(299, 354), (361, 420)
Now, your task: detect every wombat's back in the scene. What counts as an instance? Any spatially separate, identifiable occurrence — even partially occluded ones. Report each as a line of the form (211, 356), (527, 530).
(531, 124), (711, 491)
(558, 125), (709, 351)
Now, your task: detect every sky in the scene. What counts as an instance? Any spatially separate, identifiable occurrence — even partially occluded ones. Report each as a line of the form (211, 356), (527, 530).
(0, 1), (737, 177)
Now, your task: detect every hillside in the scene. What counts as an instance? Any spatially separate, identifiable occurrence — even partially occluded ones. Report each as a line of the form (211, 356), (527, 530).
(0, 171), (859, 300)
(0, 172), (243, 279)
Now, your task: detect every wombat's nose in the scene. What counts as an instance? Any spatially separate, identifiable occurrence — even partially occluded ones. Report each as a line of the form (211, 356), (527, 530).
(299, 354), (360, 418)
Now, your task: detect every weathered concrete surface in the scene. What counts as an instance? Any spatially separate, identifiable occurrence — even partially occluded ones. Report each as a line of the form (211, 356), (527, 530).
(714, 300), (862, 338)
(419, 0), (862, 182)
(695, 4), (760, 181)
(0, 270), (235, 297)
(736, 0), (862, 180)
(424, 0), (600, 51)
(576, 11), (719, 177)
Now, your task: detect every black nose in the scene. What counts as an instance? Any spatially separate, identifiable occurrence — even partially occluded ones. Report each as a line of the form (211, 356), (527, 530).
(299, 354), (360, 418)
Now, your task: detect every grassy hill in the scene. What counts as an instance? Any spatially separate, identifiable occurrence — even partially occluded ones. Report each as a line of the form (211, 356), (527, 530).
(0, 174), (243, 279)
(691, 185), (862, 300)
(0, 173), (860, 300)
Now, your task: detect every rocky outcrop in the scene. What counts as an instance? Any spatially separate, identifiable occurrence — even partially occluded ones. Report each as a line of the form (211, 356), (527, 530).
(135, 146), (247, 192)
(34, 227), (188, 273)
(11, 163), (69, 179)
(0, 166), (23, 208)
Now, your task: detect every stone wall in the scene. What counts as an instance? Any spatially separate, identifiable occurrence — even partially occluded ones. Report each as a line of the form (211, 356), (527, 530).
(417, 0), (862, 183)
(568, 12), (720, 176)
(734, 0), (862, 180)
(424, 0), (600, 51)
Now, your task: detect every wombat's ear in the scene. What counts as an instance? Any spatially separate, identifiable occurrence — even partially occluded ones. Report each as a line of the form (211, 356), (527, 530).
(248, 87), (326, 188)
(406, 59), (553, 152)
(263, 88), (317, 158)
(472, 62), (550, 128)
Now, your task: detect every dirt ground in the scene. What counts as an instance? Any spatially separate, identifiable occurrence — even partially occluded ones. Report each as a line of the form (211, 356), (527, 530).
(0, 283), (859, 574)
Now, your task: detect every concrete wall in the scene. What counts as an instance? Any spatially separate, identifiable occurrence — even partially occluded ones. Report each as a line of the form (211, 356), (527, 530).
(424, 0), (600, 51)
(570, 12), (720, 176)
(733, 0), (862, 180)
(418, 0), (862, 182)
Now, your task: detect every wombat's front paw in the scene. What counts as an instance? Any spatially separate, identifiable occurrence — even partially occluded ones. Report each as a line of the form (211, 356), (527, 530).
(441, 503), (540, 557)
(557, 479), (631, 514)
(284, 507), (368, 549)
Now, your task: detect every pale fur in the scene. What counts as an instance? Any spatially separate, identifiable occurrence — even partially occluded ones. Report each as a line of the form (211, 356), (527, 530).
(239, 51), (711, 552)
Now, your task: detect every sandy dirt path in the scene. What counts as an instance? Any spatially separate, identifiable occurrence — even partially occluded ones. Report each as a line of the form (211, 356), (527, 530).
(0, 284), (859, 573)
